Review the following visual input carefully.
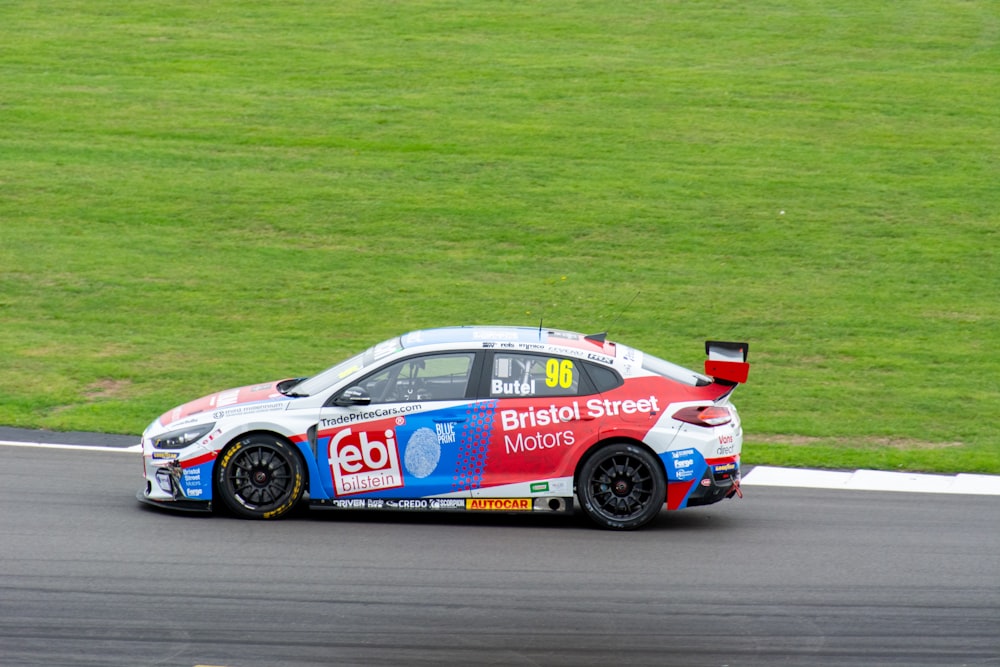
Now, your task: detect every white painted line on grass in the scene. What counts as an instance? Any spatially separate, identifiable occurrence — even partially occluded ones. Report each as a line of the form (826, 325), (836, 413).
(0, 439), (142, 453)
(742, 465), (1000, 496)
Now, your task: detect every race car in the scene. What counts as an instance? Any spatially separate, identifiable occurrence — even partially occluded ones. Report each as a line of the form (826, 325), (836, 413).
(138, 326), (749, 530)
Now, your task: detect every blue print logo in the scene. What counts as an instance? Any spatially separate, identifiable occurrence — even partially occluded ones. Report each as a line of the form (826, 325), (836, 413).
(404, 428), (441, 479)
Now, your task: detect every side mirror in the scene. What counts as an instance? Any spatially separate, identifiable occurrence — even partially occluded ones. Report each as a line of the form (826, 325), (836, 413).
(333, 386), (372, 407)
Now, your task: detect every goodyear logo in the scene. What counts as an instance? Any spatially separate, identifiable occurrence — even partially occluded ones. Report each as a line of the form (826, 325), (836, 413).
(466, 498), (532, 511)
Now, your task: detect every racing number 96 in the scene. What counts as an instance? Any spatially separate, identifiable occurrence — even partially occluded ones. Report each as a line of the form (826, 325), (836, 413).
(545, 359), (574, 388)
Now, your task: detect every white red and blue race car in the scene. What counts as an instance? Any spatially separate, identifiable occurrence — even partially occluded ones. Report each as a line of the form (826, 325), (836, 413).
(138, 326), (749, 530)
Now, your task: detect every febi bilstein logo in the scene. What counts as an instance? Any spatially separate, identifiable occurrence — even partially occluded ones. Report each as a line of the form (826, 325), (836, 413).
(329, 428), (404, 496)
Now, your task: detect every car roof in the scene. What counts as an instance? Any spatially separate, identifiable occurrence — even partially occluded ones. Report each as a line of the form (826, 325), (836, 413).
(399, 326), (616, 357)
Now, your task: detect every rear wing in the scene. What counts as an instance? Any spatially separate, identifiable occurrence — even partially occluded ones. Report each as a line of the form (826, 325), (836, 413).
(704, 341), (750, 385)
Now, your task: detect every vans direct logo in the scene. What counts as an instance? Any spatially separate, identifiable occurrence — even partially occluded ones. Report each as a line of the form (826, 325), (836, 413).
(329, 428), (404, 496)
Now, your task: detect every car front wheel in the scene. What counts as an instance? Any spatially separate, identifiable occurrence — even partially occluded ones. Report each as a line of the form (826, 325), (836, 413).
(215, 435), (305, 519)
(578, 443), (666, 530)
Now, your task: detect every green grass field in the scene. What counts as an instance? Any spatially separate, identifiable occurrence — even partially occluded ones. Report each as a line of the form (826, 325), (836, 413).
(2, 1), (998, 473)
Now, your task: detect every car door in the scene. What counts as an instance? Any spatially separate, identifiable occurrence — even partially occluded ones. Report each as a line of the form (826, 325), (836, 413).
(316, 351), (480, 501)
(473, 351), (605, 496)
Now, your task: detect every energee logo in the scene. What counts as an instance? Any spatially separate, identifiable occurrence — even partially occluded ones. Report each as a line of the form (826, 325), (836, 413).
(329, 428), (404, 496)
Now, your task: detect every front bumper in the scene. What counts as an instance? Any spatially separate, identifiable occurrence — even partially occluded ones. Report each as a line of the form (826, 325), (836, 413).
(139, 440), (214, 513)
(136, 488), (213, 513)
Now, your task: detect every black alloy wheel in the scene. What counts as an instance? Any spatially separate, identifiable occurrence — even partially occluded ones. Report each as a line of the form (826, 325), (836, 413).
(215, 435), (305, 519)
(578, 443), (666, 530)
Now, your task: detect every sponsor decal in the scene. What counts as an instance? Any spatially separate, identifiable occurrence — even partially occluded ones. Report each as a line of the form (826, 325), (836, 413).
(430, 498), (465, 509)
(504, 430), (575, 455)
(500, 404), (579, 430)
(213, 402), (288, 420)
(329, 498), (371, 509)
(377, 498), (467, 510)
(320, 404), (422, 428)
(586, 352), (614, 364)
(715, 433), (736, 456)
(166, 416), (200, 429)
(474, 329), (521, 341)
(545, 359), (575, 389)
(372, 340), (401, 360)
(451, 400), (494, 492)
(492, 379), (536, 396)
(587, 396), (660, 418)
(151, 451), (179, 460)
(213, 389), (241, 409)
(466, 498), (532, 511)
(326, 497), (466, 511)
(180, 463), (209, 498)
(714, 463), (737, 473)
(669, 448), (700, 482)
(159, 381), (287, 427)
(404, 428), (440, 479)
(386, 499), (430, 509)
(329, 428), (404, 496)
(436, 422), (456, 444)
(530, 482), (550, 493)
(499, 396), (660, 431)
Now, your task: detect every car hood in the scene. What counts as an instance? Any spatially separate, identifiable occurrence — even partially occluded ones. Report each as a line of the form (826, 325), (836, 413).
(157, 380), (289, 428)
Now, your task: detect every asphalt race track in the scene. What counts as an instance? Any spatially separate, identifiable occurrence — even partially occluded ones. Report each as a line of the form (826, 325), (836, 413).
(1, 435), (998, 667)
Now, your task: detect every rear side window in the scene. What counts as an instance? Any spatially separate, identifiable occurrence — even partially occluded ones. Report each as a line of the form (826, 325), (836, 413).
(581, 362), (622, 392)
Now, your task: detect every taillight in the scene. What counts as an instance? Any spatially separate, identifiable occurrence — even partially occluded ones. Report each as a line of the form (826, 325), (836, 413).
(673, 405), (732, 427)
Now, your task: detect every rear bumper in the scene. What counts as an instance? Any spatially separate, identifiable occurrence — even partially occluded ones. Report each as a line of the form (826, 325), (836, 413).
(684, 464), (742, 507)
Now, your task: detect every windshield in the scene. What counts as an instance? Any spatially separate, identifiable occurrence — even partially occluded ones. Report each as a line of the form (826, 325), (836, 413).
(284, 337), (402, 397)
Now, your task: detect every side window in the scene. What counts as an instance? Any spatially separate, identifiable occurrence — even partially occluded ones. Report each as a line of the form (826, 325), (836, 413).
(361, 353), (474, 403)
(490, 353), (585, 398)
(582, 361), (623, 392)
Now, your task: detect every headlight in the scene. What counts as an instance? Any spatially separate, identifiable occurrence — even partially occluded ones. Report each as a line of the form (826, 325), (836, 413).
(152, 423), (216, 450)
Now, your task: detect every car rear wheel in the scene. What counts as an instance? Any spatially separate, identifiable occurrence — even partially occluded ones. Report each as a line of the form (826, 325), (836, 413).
(215, 435), (305, 519)
(578, 443), (666, 530)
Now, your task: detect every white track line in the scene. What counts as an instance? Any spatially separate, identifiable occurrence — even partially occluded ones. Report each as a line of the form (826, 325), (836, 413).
(742, 465), (1000, 496)
(0, 439), (141, 453)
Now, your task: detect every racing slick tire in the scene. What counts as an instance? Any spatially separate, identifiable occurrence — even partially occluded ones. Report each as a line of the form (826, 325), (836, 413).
(215, 434), (305, 519)
(578, 442), (666, 530)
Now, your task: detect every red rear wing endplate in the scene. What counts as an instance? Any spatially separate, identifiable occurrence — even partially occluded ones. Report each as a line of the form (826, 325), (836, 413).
(704, 341), (750, 384)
